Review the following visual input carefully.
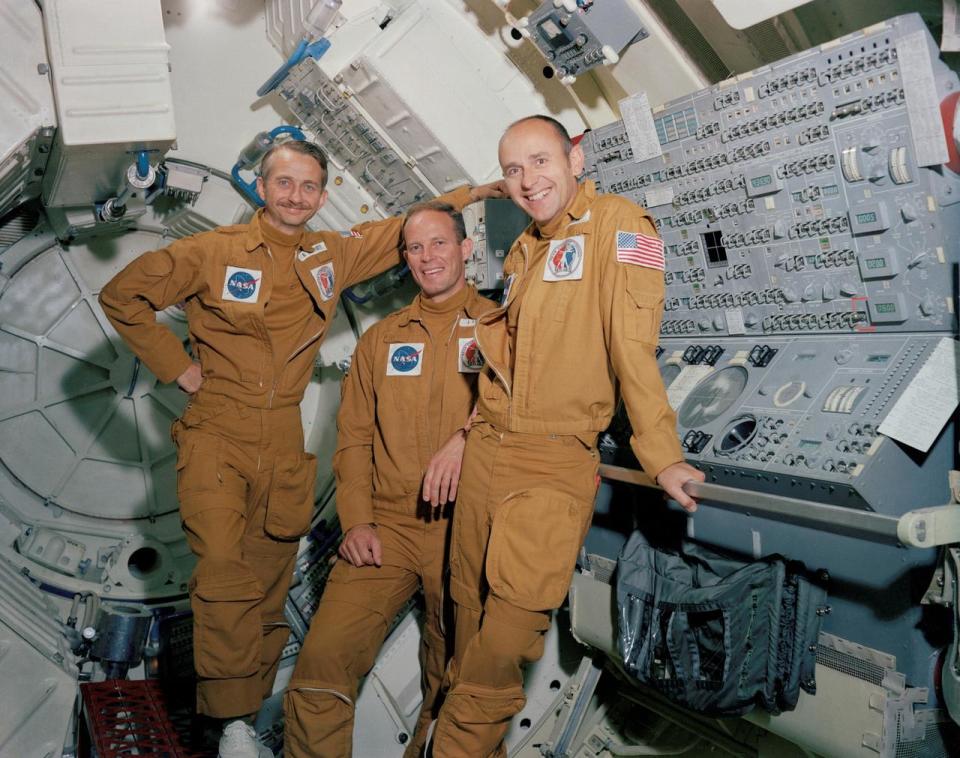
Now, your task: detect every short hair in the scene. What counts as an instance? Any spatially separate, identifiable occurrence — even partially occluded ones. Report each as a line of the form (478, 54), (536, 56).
(260, 140), (328, 187)
(402, 201), (467, 247)
(504, 114), (573, 155)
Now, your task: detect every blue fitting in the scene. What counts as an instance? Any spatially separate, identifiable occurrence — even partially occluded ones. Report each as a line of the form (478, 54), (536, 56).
(136, 150), (150, 180)
(257, 36), (331, 98)
(268, 125), (306, 141)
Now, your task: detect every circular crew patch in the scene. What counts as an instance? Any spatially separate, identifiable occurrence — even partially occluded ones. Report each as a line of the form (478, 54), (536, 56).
(310, 262), (335, 301)
(222, 266), (263, 303)
(458, 337), (484, 373)
(387, 343), (424, 376)
(543, 235), (584, 281)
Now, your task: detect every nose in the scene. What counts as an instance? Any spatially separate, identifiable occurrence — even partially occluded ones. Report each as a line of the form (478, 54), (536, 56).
(520, 166), (535, 190)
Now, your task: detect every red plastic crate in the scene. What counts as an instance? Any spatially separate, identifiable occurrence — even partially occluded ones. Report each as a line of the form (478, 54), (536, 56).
(80, 679), (212, 757)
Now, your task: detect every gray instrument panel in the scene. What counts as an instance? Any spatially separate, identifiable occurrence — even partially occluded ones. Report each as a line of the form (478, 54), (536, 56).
(641, 333), (953, 513)
(580, 14), (960, 338)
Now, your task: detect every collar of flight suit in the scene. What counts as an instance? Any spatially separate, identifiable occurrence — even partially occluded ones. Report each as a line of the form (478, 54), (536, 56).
(396, 285), (485, 328)
(243, 208), (309, 253)
(533, 179), (597, 240)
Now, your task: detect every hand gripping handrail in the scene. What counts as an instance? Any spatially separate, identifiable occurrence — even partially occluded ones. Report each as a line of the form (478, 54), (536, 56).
(599, 464), (960, 548)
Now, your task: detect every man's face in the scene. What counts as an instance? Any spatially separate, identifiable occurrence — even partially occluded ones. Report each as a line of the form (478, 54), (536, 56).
(498, 119), (583, 226)
(256, 149), (327, 234)
(403, 210), (472, 303)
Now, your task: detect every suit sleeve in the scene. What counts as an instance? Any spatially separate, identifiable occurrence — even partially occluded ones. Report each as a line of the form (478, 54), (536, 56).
(600, 211), (685, 478)
(98, 237), (206, 384)
(338, 184), (476, 288)
(332, 329), (378, 532)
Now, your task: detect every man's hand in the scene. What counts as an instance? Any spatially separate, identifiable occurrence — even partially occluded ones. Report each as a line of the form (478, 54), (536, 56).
(177, 362), (203, 393)
(422, 429), (467, 508)
(470, 180), (508, 203)
(338, 524), (382, 567)
(656, 461), (705, 513)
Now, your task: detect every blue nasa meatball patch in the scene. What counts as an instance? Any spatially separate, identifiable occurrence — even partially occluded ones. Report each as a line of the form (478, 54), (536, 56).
(222, 266), (262, 303)
(387, 343), (424, 376)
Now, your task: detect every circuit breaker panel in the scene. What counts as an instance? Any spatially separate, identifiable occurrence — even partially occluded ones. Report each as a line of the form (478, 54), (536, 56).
(581, 13), (959, 339)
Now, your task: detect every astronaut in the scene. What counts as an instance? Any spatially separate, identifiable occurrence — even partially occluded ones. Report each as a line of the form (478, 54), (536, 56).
(282, 200), (497, 757)
(430, 116), (705, 757)
(98, 140), (494, 758)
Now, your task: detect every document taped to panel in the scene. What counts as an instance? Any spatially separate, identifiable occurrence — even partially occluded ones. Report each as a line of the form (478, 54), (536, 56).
(878, 337), (960, 452)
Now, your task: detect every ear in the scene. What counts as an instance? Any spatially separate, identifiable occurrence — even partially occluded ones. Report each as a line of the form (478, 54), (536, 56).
(461, 237), (474, 262)
(255, 175), (266, 203)
(569, 143), (585, 177)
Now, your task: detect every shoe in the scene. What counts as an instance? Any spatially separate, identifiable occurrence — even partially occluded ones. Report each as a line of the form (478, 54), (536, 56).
(218, 720), (273, 758)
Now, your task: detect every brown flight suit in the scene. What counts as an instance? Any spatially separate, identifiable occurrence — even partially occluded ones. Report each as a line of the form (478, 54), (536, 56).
(432, 181), (685, 757)
(284, 285), (497, 758)
(98, 187), (473, 720)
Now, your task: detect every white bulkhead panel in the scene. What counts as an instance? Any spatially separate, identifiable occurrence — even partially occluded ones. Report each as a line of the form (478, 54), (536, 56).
(0, 0), (56, 220)
(40, 0), (176, 206)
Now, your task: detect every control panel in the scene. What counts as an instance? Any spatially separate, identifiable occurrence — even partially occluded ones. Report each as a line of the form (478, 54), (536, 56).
(603, 334), (953, 514)
(518, 0), (649, 82)
(581, 14), (960, 337)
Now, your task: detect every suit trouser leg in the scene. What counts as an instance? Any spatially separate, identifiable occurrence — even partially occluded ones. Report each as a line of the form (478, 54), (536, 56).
(403, 514), (454, 758)
(283, 515), (425, 758)
(434, 425), (598, 758)
(178, 401), (307, 719)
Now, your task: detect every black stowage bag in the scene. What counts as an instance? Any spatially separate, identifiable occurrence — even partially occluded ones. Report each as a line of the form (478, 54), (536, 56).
(615, 533), (827, 716)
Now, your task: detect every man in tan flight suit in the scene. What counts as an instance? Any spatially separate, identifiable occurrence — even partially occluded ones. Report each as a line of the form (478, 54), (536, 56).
(99, 140), (497, 758)
(430, 116), (705, 757)
(283, 202), (497, 757)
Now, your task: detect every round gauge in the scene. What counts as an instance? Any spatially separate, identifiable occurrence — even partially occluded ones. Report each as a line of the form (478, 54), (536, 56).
(714, 415), (758, 455)
(659, 363), (681, 387)
(678, 365), (749, 428)
(774, 380), (806, 408)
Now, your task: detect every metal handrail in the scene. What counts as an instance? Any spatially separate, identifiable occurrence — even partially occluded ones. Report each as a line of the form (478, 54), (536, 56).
(599, 464), (960, 548)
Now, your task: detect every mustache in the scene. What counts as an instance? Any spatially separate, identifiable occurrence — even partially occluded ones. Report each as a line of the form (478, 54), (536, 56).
(279, 201), (312, 210)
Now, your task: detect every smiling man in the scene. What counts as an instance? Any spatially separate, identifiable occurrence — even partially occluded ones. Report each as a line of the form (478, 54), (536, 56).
(99, 142), (499, 758)
(430, 116), (705, 757)
(283, 202), (497, 758)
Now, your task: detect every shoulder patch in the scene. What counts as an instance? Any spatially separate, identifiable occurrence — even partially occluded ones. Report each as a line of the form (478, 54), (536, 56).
(339, 230), (363, 239)
(616, 230), (664, 270)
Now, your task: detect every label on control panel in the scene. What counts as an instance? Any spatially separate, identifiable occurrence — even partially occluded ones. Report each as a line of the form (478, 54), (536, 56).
(619, 91), (663, 163)
(878, 337), (960, 451)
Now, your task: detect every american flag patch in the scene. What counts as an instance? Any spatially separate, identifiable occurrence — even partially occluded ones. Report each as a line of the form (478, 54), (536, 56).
(616, 230), (664, 270)
(339, 230), (363, 238)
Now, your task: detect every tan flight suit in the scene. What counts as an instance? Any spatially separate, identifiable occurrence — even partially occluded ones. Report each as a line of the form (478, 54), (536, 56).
(98, 187), (473, 720)
(284, 285), (497, 758)
(432, 181), (685, 757)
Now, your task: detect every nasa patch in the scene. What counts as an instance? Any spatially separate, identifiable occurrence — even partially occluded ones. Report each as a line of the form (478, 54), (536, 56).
(222, 266), (263, 303)
(543, 236), (584, 281)
(310, 262), (336, 301)
(458, 337), (484, 373)
(297, 241), (327, 261)
(387, 343), (424, 376)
